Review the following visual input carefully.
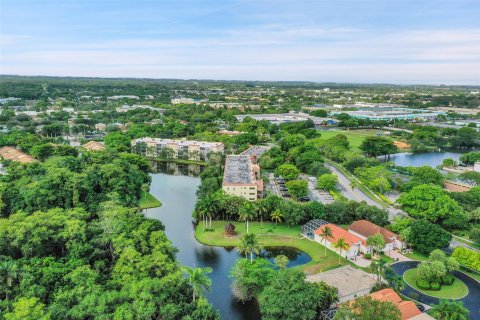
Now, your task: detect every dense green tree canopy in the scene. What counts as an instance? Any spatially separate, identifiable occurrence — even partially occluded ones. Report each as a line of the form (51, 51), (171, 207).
(260, 270), (337, 320)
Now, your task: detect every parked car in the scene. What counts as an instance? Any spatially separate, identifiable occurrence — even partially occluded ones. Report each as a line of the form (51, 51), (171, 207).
(282, 192), (291, 198)
(298, 196), (310, 202)
(279, 186), (288, 191)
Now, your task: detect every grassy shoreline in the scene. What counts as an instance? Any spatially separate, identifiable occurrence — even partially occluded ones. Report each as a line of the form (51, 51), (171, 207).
(195, 220), (351, 274)
(139, 191), (162, 209)
(403, 268), (468, 299)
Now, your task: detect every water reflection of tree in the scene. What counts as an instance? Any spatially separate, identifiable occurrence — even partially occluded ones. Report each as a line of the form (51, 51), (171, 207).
(194, 245), (220, 268)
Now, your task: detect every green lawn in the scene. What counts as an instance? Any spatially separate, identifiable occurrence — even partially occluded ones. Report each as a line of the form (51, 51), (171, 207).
(317, 129), (387, 151)
(403, 269), (468, 299)
(404, 251), (429, 262)
(138, 191), (162, 209)
(195, 220), (351, 274)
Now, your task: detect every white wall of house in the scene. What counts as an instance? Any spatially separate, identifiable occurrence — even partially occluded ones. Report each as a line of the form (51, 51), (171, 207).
(314, 234), (360, 259)
(348, 229), (403, 253)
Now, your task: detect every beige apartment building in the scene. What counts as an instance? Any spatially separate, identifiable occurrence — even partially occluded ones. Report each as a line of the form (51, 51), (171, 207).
(131, 138), (224, 161)
(222, 155), (264, 201)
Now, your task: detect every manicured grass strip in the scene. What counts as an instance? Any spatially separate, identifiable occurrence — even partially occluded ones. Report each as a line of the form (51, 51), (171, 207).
(195, 221), (352, 273)
(404, 251), (429, 262)
(403, 269), (468, 299)
(139, 191), (162, 209)
(453, 235), (480, 251)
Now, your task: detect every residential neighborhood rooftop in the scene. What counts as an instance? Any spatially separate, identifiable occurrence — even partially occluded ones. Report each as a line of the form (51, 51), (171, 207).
(315, 223), (365, 246)
(0, 146), (36, 163)
(82, 141), (106, 151)
(348, 220), (398, 244)
(306, 266), (376, 300)
(223, 155), (255, 184)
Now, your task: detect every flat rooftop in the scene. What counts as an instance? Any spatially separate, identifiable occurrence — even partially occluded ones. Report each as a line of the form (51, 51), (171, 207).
(223, 155), (254, 184)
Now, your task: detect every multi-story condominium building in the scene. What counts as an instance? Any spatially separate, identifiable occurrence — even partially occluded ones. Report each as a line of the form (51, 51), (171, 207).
(131, 138), (224, 161)
(222, 155), (264, 201)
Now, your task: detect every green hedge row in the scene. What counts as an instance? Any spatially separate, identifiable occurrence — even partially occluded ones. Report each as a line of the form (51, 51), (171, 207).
(452, 247), (480, 272)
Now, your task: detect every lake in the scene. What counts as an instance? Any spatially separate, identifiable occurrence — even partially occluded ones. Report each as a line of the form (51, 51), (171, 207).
(389, 151), (465, 167)
(145, 163), (311, 319)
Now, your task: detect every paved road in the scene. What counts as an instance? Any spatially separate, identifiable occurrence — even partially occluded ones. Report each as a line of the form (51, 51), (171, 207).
(324, 163), (381, 208)
(324, 162), (406, 221)
(391, 261), (480, 320)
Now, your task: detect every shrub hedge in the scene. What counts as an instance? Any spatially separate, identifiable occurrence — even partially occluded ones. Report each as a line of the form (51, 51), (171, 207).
(430, 282), (441, 291)
(442, 274), (454, 286)
(417, 279), (431, 290)
(452, 247), (480, 272)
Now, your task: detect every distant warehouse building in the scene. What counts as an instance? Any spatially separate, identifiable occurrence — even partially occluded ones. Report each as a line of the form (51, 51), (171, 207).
(222, 155), (264, 201)
(332, 108), (445, 121)
(131, 138), (224, 161)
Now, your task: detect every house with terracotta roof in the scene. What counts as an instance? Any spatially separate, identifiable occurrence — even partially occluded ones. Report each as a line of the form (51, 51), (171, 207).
(368, 289), (434, 320)
(82, 141), (106, 151)
(0, 146), (36, 163)
(348, 220), (404, 253)
(314, 223), (365, 259)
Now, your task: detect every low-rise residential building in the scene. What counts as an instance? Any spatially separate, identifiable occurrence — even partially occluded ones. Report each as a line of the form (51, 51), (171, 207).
(131, 138), (224, 161)
(222, 155), (264, 201)
(306, 266), (376, 303)
(348, 220), (404, 253)
(314, 223), (365, 259)
(368, 289), (434, 320)
(0, 146), (36, 163)
(82, 141), (106, 151)
(95, 123), (107, 131)
(171, 98), (207, 105)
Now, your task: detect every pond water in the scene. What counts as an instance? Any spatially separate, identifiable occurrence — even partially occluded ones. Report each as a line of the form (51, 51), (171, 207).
(145, 163), (311, 320)
(389, 151), (465, 167)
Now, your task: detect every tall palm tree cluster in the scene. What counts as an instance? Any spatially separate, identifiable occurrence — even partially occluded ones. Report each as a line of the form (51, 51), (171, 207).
(195, 194), (284, 232)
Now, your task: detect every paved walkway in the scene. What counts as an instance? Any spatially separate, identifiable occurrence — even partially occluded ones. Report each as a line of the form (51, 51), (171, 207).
(386, 250), (412, 262)
(391, 261), (480, 320)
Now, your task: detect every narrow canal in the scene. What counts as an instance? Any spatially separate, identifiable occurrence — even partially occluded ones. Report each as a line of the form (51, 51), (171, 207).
(145, 163), (310, 319)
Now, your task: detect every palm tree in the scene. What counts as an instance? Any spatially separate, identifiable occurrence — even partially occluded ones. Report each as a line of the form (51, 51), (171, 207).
(430, 300), (470, 320)
(0, 260), (19, 300)
(333, 238), (350, 265)
(319, 226), (333, 257)
(255, 200), (268, 229)
(181, 266), (213, 303)
(239, 202), (256, 234)
(237, 233), (263, 262)
(370, 259), (388, 284)
(270, 209), (283, 228)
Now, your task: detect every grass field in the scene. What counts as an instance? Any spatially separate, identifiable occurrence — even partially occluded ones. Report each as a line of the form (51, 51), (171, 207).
(195, 221), (351, 274)
(403, 269), (468, 299)
(139, 191), (162, 209)
(317, 129), (387, 151)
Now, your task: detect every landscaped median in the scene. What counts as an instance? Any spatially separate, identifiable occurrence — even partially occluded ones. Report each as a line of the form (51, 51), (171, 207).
(194, 220), (350, 274)
(138, 191), (162, 209)
(403, 268), (468, 299)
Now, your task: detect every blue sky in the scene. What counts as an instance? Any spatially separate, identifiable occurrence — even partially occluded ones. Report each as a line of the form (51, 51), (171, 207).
(1, 0), (479, 84)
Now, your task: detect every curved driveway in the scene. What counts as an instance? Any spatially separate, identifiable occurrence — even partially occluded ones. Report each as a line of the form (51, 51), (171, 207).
(391, 261), (480, 320)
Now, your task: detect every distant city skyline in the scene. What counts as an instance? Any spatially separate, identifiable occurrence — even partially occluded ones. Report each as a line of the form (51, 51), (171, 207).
(1, 0), (479, 85)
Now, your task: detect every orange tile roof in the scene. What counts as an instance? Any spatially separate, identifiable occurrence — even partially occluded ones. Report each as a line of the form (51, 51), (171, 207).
(315, 223), (365, 246)
(0, 146), (36, 163)
(82, 141), (106, 151)
(348, 220), (398, 244)
(369, 289), (422, 320)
